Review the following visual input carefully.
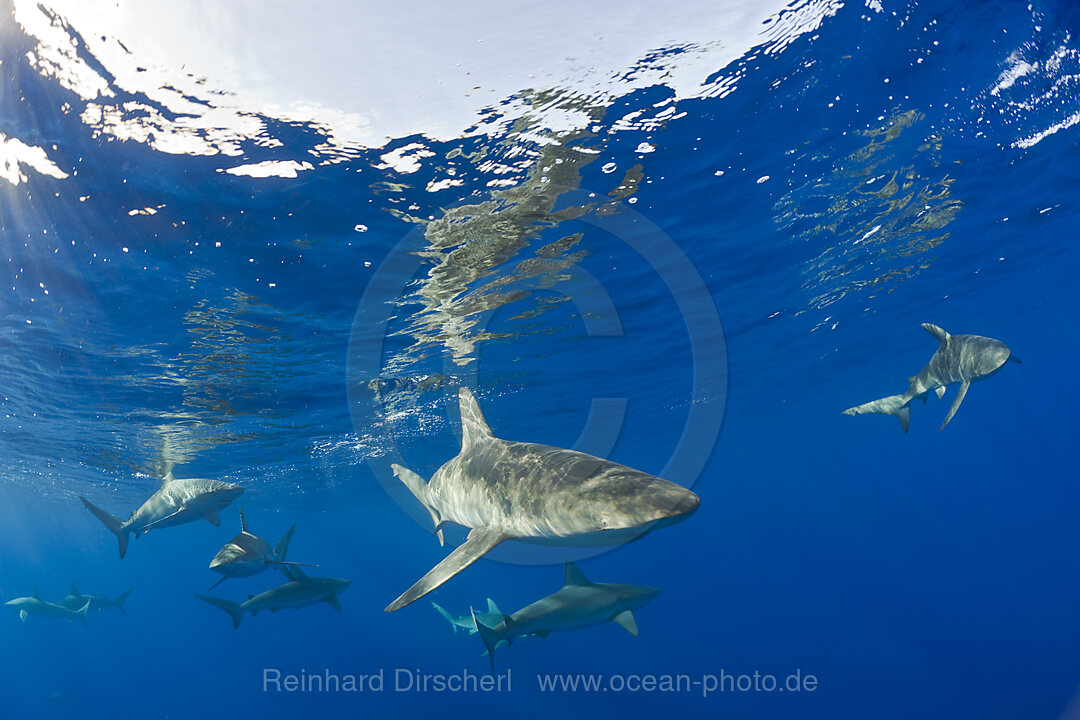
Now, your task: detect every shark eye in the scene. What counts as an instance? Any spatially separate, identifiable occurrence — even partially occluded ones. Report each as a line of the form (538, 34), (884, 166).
(600, 518), (609, 530)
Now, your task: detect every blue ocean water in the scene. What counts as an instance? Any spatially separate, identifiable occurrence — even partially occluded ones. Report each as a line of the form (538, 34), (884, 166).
(2, 0), (1080, 718)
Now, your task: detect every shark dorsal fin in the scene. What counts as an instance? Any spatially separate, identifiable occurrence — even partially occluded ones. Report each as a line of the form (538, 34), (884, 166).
(458, 387), (495, 451)
(921, 323), (950, 347)
(486, 598), (501, 616)
(32, 587), (41, 600)
(161, 471), (175, 487)
(70, 582), (80, 596)
(239, 506), (249, 533)
(564, 562), (592, 587)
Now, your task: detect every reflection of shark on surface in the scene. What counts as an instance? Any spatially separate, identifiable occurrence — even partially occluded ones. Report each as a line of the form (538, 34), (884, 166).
(472, 562), (660, 670)
(843, 323), (1020, 432)
(433, 598), (504, 635)
(80, 471), (244, 558)
(59, 584), (133, 615)
(195, 566), (351, 629)
(5, 590), (90, 626)
(207, 508), (315, 591)
(386, 387), (700, 611)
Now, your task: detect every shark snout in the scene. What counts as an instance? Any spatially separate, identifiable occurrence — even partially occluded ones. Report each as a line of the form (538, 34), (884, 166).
(659, 487), (700, 521)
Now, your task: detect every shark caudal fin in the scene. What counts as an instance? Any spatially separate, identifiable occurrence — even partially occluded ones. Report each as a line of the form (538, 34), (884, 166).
(458, 387), (495, 451)
(472, 608), (502, 673)
(273, 525), (296, 561)
(842, 394), (912, 433)
(195, 594), (243, 630)
(80, 497), (130, 558)
(113, 588), (133, 615)
(386, 527), (508, 612)
(391, 464), (445, 546)
(432, 602), (459, 634)
(75, 600), (90, 628)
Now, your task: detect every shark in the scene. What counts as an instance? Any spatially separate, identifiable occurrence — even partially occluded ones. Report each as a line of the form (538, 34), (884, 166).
(843, 323), (1020, 432)
(432, 598), (504, 635)
(206, 508), (315, 590)
(195, 567), (352, 629)
(58, 584), (133, 615)
(472, 562), (661, 670)
(385, 387), (700, 612)
(6, 590), (91, 626)
(80, 471), (244, 558)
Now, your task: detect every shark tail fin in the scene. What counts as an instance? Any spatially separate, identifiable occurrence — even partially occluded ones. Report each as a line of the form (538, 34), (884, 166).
(273, 525), (296, 562)
(76, 600), (90, 628)
(80, 497), (130, 558)
(391, 464), (445, 546)
(472, 608), (501, 673)
(195, 594), (243, 630)
(458, 387), (495, 451)
(842, 394), (911, 433)
(432, 602), (458, 634)
(113, 588), (134, 615)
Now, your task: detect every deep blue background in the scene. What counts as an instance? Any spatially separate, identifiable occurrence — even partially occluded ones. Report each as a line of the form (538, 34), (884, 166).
(2, 1), (1080, 718)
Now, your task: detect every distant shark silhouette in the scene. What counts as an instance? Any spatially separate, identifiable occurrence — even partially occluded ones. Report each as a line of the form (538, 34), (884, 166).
(6, 589), (91, 626)
(206, 508), (316, 591)
(843, 323), (1020, 432)
(385, 387), (700, 612)
(432, 598), (504, 636)
(195, 566), (351, 629)
(59, 584), (133, 615)
(472, 562), (660, 670)
(81, 471), (244, 558)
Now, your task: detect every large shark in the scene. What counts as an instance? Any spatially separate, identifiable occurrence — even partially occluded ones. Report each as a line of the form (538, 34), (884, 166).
(432, 598), (504, 636)
(472, 562), (661, 670)
(58, 584), (133, 615)
(6, 590), (91, 626)
(80, 471), (244, 558)
(843, 323), (1020, 432)
(385, 387), (700, 612)
(206, 508), (314, 590)
(195, 567), (351, 629)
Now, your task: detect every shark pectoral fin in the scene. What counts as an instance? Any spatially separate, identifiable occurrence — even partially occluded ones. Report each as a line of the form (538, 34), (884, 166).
(205, 511), (221, 527)
(935, 386), (946, 399)
(386, 527), (509, 612)
(941, 380), (970, 430)
(613, 610), (639, 636)
(142, 507), (184, 532)
(19, 610), (28, 622)
(325, 595), (342, 613)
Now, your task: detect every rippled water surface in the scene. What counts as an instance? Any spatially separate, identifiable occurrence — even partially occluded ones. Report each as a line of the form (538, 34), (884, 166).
(2, 1), (1080, 718)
